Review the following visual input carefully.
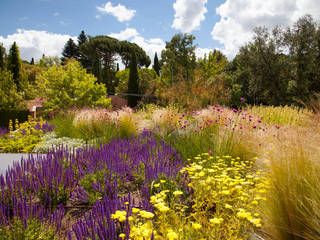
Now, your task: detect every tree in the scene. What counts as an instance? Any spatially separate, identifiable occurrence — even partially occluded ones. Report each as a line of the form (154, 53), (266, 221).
(80, 35), (150, 93)
(116, 68), (158, 95)
(284, 15), (320, 100)
(235, 27), (290, 105)
(197, 50), (227, 81)
(0, 69), (24, 110)
(0, 43), (6, 70)
(77, 31), (90, 69)
(127, 51), (139, 107)
(161, 33), (196, 84)
(7, 42), (22, 91)
(30, 58), (34, 65)
(37, 60), (111, 113)
(61, 38), (79, 64)
(39, 55), (61, 67)
(78, 30), (88, 46)
(153, 52), (161, 76)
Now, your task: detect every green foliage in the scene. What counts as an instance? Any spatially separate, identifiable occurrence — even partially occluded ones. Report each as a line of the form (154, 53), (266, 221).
(61, 38), (79, 64)
(7, 42), (22, 90)
(197, 50), (227, 80)
(51, 112), (119, 145)
(118, 114), (137, 139)
(116, 68), (158, 96)
(248, 105), (311, 126)
(79, 169), (113, 204)
(77, 31), (90, 69)
(0, 117), (47, 153)
(0, 218), (56, 240)
(153, 52), (161, 76)
(38, 55), (61, 68)
(0, 69), (24, 110)
(37, 60), (111, 113)
(128, 51), (139, 107)
(0, 43), (6, 69)
(160, 33), (196, 84)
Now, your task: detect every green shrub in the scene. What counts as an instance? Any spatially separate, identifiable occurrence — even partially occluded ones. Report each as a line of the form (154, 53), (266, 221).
(37, 60), (111, 113)
(0, 218), (56, 240)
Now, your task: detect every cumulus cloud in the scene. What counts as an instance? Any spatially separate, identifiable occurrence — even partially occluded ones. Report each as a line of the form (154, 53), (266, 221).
(97, 2), (136, 22)
(109, 28), (139, 41)
(172, 0), (208, 33)
(0, 29), (76, 61)
(211, 0), (320, 59)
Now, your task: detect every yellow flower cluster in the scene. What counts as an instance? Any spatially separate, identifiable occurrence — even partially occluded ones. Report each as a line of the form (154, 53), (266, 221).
(146, 153), (269, 239)
(127, 207), (156, 240)
(111, 210), (127, 222)
(150, 190), (170, 213)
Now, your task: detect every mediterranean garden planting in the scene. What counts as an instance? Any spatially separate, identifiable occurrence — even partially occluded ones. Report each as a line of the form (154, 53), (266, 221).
(0, 104), (318, 240)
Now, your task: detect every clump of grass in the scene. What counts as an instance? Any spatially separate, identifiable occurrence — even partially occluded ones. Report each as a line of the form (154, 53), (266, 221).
(262, 127), (320, 240)
(247, 105), (311, 126)
(118, 114), (138, 139)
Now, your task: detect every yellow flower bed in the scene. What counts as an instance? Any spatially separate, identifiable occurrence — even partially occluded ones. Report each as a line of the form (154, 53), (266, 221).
(126, 154), (269, 239)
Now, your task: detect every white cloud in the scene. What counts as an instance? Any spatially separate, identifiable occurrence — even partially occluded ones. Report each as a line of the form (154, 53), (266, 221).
(108, 28), (165, 66)
(53, 12), (59, 17)
(97, 2), (136, 22)
(172, 0), (208, 33)
(0, 29), (76, 61)
(109, 28), (139, 41)
(211, 0), (320, 59)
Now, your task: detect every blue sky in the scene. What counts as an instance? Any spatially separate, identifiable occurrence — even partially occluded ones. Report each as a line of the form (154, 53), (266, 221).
(1, 0), (320, 62)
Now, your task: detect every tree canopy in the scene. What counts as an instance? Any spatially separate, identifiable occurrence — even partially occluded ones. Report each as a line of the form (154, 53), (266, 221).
(37, 60), (111, 113)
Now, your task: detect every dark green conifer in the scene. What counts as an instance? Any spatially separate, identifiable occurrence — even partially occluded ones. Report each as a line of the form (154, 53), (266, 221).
(153, 52), (160, 76)
(61, 38), (79, 64)
(7, 42), (21, 90)
(128, 51), (139, 108)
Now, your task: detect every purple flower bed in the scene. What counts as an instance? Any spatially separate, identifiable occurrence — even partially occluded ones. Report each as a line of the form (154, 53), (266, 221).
(0, 131), (186, 239)
(34, 121), (54, 133)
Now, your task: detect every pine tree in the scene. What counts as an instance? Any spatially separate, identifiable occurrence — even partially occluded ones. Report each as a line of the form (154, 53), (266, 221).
(128, 51), (139, 108)
(61, 38), (79, 64)
(0, 43), (6, 70)
(30, 57), (34, 65)
(7, 42), (21, 90)
(77, 31), (90, 68)
(153, 52), (160, 76)
(78, 30), (87, 46)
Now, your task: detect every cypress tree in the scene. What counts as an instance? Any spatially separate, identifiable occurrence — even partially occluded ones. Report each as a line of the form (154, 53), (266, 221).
(128, 51), (139, 108)
(30, 57), (34, 65)
(0, 43), (6, 70)
(153, 52), (160, 76)
(61, 38), (79, 64)
(7, 42), (21, 90)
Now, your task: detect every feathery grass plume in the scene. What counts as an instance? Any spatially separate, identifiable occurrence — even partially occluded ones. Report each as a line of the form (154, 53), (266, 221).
(262, 125), (320, 240)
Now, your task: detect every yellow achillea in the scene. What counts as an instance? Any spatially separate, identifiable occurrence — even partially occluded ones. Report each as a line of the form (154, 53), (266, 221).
(147, 154), (269, 239)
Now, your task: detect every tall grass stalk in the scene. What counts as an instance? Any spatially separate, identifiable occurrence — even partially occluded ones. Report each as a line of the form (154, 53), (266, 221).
(248, 105), (311, 126)
(262, 128), (320, 240)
